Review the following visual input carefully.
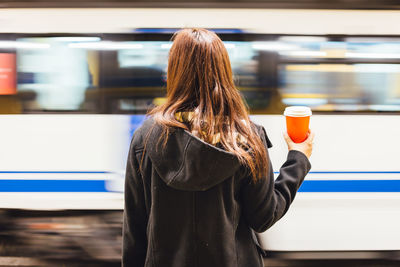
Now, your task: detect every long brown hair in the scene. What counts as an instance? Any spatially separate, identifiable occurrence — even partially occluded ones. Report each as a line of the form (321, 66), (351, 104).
(149, 28), (267, 181)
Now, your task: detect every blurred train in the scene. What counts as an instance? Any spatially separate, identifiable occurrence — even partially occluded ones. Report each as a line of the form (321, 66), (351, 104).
(0, 7), (399, 261)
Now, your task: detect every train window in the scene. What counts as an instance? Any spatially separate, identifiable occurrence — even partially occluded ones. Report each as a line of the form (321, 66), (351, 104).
(15, 39), (170, 114)
(280, 64), (400, 111)
(3, 34), (400, 114)
(276, 37), (400, 112)
(16, 37), (97, 112)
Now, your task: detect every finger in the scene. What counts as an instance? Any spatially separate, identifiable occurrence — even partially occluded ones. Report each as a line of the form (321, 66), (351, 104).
(307, 130), (315, 143)
(283, 132), (293, 145)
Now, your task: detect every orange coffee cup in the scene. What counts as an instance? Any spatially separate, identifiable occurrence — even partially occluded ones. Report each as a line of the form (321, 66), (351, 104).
(284, 106), (312, 143)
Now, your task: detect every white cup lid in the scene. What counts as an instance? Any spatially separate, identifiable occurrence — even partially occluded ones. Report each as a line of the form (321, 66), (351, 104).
(284, 106), (312, 117)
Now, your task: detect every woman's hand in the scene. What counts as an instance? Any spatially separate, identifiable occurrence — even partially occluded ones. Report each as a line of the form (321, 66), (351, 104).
(283, 130), (315, 159)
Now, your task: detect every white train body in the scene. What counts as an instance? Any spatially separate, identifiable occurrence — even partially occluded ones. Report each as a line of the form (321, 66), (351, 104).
(0, 8), (399, 253)
(0, 114), (399, 252)
(252, 115), (400, 251)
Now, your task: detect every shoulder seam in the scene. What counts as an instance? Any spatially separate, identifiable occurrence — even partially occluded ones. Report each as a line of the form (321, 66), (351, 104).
(167, 136), (191, 186)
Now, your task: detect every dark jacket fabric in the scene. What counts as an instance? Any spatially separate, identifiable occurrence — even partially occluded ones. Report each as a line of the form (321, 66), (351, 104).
(123, 117), (311, 267)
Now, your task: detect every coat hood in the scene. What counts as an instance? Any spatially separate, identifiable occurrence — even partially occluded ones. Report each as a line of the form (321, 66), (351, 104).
(145, 119), (241, 191)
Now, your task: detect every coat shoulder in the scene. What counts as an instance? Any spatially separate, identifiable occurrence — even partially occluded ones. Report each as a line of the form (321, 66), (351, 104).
(250, 121), (273, 148)
(130, 117), (161, 151)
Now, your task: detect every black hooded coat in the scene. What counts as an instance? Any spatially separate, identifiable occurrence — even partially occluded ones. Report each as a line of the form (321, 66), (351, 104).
(123, 117), (311, 267)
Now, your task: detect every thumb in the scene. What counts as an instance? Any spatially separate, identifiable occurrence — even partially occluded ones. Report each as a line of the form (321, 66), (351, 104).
(283, 132), (293, 147)
(306, 130), (315, 143)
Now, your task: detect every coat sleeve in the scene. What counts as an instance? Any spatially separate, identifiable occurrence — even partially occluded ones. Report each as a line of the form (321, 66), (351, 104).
(122, 142), (148, 267)
(241, 126), (311, 233)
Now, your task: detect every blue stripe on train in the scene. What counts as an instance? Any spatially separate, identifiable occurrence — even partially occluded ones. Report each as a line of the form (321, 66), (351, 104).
(0, 180), (107, 192)
(298, 180), (400, 192)
(0, 179), (398, 192)
(274, 171), (400, 174)
(0, 171), (109, 174)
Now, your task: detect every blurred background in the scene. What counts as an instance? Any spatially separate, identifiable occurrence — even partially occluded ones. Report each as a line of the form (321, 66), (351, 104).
(0, 1), (400, 266)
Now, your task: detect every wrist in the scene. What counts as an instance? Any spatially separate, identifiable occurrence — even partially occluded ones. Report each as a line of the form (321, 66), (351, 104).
(289, 148), (309, 159)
